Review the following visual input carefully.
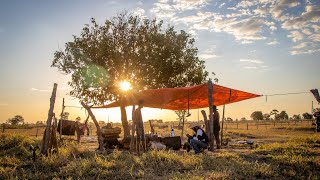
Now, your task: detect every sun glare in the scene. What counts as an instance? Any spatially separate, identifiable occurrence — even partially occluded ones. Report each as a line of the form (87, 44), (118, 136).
(120, 81), (131, 91)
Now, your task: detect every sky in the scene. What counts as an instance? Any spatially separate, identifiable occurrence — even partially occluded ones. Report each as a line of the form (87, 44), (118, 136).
(0, 0), (319, 123)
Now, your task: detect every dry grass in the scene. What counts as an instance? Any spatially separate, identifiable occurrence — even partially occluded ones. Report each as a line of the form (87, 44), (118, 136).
(1, 120), (320, 179)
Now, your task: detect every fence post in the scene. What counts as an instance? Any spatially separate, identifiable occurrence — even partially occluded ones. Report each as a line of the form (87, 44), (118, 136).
(273, 121), (275, 127)
(237, 121), (238, 129)
(2, 123), (5, 133)
(247, 123), (249, 130)
(41, 83), (58, 155)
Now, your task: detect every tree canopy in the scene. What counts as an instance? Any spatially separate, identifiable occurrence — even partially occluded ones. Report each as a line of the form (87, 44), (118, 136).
(250, 111), (263, 121)
(52, 12), (208, 105)
(7, 115), (24, 125)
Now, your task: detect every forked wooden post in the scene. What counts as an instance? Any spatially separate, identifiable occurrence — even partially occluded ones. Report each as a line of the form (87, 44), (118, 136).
(201, 110), (210, 134)
(207, 79), (214, 151)
(41, 83), (58, 155)
(81, 102), (104, 152)
(149, 120), (155, 134)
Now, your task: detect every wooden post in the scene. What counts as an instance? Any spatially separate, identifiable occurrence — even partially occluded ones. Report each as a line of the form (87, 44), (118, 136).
(149, 120), (155, 134)
(2, 123), (5, 133)
(247, 123), (249, 130)
(59, 98), (65, 141)
(36, 124), (39, 137)
(181, 115), (185, 140)
(220, 105), (225, 147)
(81, 102), (104, 152)
(140, 119), (146, 152)
(207, 80), (214, 151)
(237, 120), (239, 129)
(130, 105), (136, 151)
(201, 110), (210, 134)
(136, 119), (141, 156)
(41, 83), (58, 155)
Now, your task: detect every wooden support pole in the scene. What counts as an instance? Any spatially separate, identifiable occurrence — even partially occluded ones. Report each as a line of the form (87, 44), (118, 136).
(81, 102), (104, 152)
(139, 119), (146, 152)
(59, 98), (65, 141)
(135, 119), (141, 156)
(130, 105), (136, 152)
(207, 80), (214, 151)
(220, 105), (225, 147)
(247, 123), (249, 130)
(149, 120), (155, 134)
(181, 115), (185, 140)
(201, 110), (210, 134)
(41, 83), (58, 155)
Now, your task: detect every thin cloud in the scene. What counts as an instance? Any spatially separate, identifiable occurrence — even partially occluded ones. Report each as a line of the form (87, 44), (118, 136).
(287, 31), (304, 42)
(243, 66), (258, 69)
(240, 59), (264, 64)
(199, 54), (220, 59)
(267, 40), (279, 45)
(0, 103), (9, 106)
(30, 88), (50, 92)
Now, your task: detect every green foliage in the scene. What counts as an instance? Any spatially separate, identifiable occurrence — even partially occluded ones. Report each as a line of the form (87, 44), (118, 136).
(278, 111), (289, 120)
(302, 112), (313, 119)
(52, 12), (208, 105)
(292, 114), (301, 120)
(251, 111), (263, 120)
(7, 115), (24, 125)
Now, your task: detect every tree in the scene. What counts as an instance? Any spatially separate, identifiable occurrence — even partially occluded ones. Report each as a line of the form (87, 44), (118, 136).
(240, 117), (246, 121)
(302, 112), (313, 119)
(174, 110), (188, 127)
(278, 111), (289, 120)
(226, 117), (233, 122)
(270, 109), (279, 121)
(7, 115), (24, 125)
(263, 113), (270, 120)
(250, 111), (263, 121)
(292, 114), (301, 120)
(52, 12), (208, 138)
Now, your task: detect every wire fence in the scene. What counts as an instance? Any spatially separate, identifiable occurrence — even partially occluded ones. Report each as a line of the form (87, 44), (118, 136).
(222, 119), (315, 130)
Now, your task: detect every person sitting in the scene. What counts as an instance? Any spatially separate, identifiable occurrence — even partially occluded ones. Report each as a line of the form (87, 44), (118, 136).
(187, 126), (209, 154)
(170, 128), (175, 137)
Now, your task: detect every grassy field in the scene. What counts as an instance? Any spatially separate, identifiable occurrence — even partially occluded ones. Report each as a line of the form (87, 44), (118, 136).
(1, 121), (319, 179)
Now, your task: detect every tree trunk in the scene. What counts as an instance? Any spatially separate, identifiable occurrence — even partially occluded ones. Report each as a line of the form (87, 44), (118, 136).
(120, 96), (130, 138)
(80, 102), (104, 152)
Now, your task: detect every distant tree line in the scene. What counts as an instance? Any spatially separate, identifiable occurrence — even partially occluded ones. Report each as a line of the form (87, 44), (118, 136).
(249, 109), (313, 121)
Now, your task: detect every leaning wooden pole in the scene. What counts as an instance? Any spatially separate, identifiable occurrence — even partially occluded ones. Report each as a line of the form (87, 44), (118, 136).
(41, 83), (58, 155)
(59, 98), (65, 141)
(201, 110), (210, 134)
(207, 80), (215, 151)
(220, 104), (225, 147)
(81, 102), (104, 152)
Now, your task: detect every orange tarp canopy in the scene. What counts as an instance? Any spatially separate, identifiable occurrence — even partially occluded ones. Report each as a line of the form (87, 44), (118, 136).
(94, 83), (261, 110)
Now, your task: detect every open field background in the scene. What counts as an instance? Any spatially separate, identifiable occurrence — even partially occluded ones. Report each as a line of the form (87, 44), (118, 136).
(1, 119), (319, 179)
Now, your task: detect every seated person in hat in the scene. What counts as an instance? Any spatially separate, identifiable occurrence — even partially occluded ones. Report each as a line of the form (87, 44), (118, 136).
(186, 125), (209, 154)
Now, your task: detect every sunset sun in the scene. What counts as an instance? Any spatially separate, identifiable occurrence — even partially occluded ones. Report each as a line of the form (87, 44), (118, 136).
(120, 81), (131, 91)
